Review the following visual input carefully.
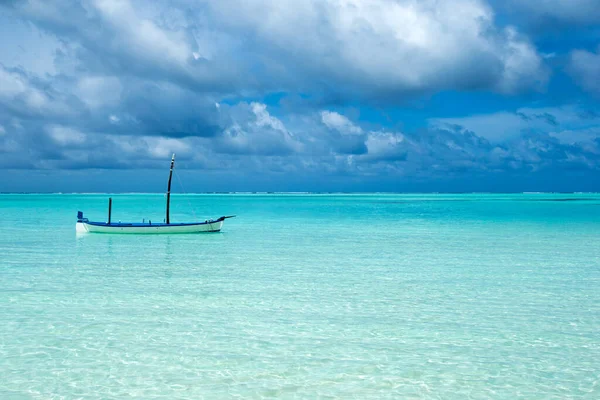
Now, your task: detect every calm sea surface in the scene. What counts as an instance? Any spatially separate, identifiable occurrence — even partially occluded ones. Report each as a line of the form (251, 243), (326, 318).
(1, 193), (599, 399)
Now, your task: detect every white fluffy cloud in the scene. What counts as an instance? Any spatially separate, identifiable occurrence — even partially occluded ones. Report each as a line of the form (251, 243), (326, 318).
(321, 111), (363, 135)
(4, 0), (549, 100)
(202, 0), (548, 95)
(214, 102), (302, 155)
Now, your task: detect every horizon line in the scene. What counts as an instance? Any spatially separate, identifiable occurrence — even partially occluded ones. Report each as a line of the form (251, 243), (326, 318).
(1, 191), (598, 195)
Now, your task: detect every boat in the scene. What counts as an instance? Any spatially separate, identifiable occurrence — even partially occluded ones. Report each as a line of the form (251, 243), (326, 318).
(76, 154), (235, 234)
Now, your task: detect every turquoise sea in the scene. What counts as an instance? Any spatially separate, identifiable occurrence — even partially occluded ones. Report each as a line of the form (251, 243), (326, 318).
(1, 193), (599, 399)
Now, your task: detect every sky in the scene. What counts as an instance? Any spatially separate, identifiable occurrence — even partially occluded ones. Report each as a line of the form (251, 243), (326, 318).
(1, 0), (600, 192)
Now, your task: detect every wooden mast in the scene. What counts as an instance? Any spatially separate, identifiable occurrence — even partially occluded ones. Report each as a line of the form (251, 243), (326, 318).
(166, 154), (175, 224)
(108, 197), (112, 224)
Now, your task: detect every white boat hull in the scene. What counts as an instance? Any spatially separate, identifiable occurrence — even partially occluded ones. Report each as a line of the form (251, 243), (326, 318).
(76, 220), (224, 234)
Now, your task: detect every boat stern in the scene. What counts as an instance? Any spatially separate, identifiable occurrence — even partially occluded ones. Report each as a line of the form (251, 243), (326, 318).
(76, 222), (89, 233)
(76, 211), (89, 233)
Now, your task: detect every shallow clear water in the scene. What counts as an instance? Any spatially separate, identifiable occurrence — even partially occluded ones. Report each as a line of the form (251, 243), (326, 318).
(1, 193), (599, 399)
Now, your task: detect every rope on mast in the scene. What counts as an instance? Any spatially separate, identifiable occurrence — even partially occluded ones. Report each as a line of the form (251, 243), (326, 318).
(174, 168), (199, 222)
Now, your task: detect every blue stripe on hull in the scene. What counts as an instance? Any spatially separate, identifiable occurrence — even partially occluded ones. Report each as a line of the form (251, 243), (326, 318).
(84, 221), (216, 227)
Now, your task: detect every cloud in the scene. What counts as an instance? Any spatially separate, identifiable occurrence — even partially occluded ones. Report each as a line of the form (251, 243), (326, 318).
(363, 131), (407, 162)
(207, 0), (548, 96)
(2, 0), (548, 103)
(213, 102), (302, 155)
(4, 0), (238, 100)
(75, 76), (123, 109)
(568, 47), (600, 96)
(47, 125), (87, 145)
(0, 11), (65, 77)
(0, 0), (551, 149)
(2, 100), (600, 186)
(321, 111), (363, 135)
(431, 105), (600, 143)
(2, 0), (599, 191)
(0, 65), (79, 119)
